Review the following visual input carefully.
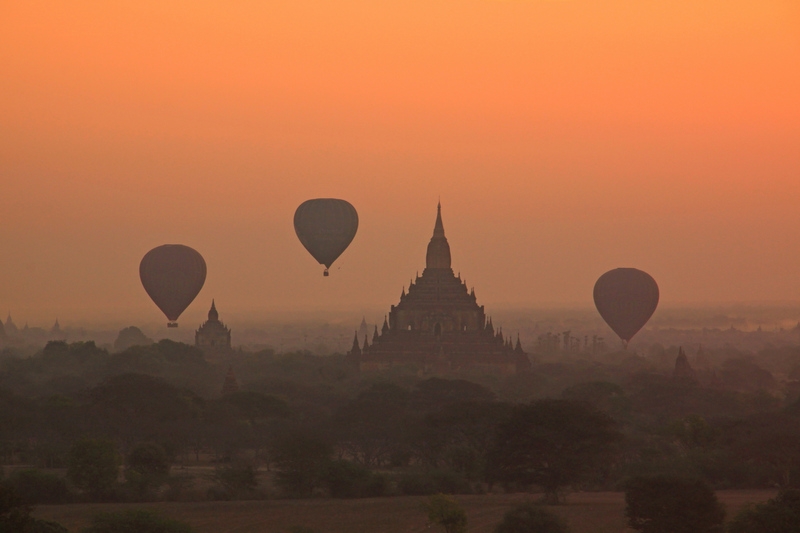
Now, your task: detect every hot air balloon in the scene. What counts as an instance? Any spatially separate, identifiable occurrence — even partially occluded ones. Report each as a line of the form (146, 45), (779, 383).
(593, 268), (659, 347)
(294, 199), (358, 276)
(139, 244), (206, 327)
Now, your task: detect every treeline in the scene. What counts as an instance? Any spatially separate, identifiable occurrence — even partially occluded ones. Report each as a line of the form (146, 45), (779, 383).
(1, 340), (800, 506)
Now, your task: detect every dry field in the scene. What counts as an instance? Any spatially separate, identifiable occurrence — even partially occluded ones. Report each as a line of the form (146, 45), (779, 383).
(34, 490), (777, 533)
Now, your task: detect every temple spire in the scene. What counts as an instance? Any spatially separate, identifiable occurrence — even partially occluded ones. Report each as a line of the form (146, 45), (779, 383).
(433, 201), (445, 238)
(425, 202), (452, 269)
(350, 331), (361, 356)
(208, 299), (219, 321)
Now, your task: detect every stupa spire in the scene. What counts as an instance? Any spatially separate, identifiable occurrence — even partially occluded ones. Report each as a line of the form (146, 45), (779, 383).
(425, 202), (452, 269)
(433, 201), (445, 238)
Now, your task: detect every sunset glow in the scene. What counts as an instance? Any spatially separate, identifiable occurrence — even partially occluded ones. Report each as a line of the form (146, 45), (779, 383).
(1, 0), (798, 325)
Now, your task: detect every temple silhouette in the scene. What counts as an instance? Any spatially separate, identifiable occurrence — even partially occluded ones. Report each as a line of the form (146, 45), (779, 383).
(349, 203), (530, 375)
(195, 300), (232, 354)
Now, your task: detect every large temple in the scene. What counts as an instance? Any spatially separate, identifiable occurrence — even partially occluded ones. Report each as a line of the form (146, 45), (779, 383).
(349, 204), (530, 376)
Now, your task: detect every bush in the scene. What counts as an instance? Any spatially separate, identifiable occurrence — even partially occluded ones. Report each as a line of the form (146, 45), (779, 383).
(125, 442), (170, 497)
(625, 475), (725, 533)
(424, 493), (467, 533)
(494, 503), (569, 533)
(79, 509), (193, 533)
(727, 489), (800, 533)
(3, 470), (71, 504)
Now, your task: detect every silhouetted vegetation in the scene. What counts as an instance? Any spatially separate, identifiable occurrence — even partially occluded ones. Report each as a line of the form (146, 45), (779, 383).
(0, 337), (798, 517)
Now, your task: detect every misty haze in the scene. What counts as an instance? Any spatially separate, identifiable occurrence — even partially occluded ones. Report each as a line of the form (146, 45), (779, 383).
(2, 1), (799, 533)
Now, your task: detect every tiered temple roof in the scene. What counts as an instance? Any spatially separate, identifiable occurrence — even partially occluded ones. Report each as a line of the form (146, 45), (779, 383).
(350, 204), (529, 376)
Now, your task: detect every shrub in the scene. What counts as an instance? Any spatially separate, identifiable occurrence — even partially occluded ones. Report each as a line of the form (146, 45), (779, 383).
(727, 489), (800, 533)
(79, 509), (193, 533)
(3, 469), (71, 504)
(424, 493), (467, 533)
(625, 475), (725, 533)
(494, 503), (569, 533)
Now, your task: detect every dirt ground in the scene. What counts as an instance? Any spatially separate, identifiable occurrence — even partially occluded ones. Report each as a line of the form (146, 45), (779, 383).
(34, 490), (777, 533)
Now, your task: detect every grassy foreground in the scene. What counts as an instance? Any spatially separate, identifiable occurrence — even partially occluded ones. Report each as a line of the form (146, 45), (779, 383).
(34, 490), (776, 533)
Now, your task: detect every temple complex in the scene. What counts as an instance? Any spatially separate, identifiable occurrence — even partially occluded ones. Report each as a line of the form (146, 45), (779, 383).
(349, 204), (530, 376)
(196, 300), (232, 354)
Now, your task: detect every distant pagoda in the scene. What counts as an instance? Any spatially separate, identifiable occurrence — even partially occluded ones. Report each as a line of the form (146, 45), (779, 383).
(349, 203), (530, 375)
(195, 300), (232, 353)
(673, 347), (697, 382)
(221, 366), (239, 395)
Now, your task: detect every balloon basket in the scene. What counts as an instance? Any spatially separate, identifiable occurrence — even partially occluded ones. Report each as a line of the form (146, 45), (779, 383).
(323, 269), (329, 277)
(167, 322), (179, 328)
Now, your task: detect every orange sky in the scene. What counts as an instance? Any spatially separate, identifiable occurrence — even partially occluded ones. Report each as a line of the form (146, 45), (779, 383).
(0, 0), (798, 326)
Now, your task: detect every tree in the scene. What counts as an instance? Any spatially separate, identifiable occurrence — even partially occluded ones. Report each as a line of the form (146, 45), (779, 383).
(486, 399), (621, 503)
(113, 327), (153, 352)
(67, 439), (119, 500)
(220, 391), (288, 461)
(124, 442), (169, 497)
(410, 401), (512, 476)
(270, 431), (331, 498)
(561, 381), (628, 418)
(726, 412), (800, 487)
(424, 493), (467, 533)
(727, 489), (800, 533)
(324, 459), (386, 498)
(333, 382), (410, 468)
(494, 503), (570, 533)
(210, 463), (258, 498)
(412, 378), (496, 411)
(79, 509), (192, 533)
(624, 475), (725, 533)
(87, 374), (200, 453)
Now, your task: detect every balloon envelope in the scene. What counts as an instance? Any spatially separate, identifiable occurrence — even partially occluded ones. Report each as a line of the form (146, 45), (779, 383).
(593, 268), (659, 344)
(294, 199), (358, 275)
(139, 245), (206, 326)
